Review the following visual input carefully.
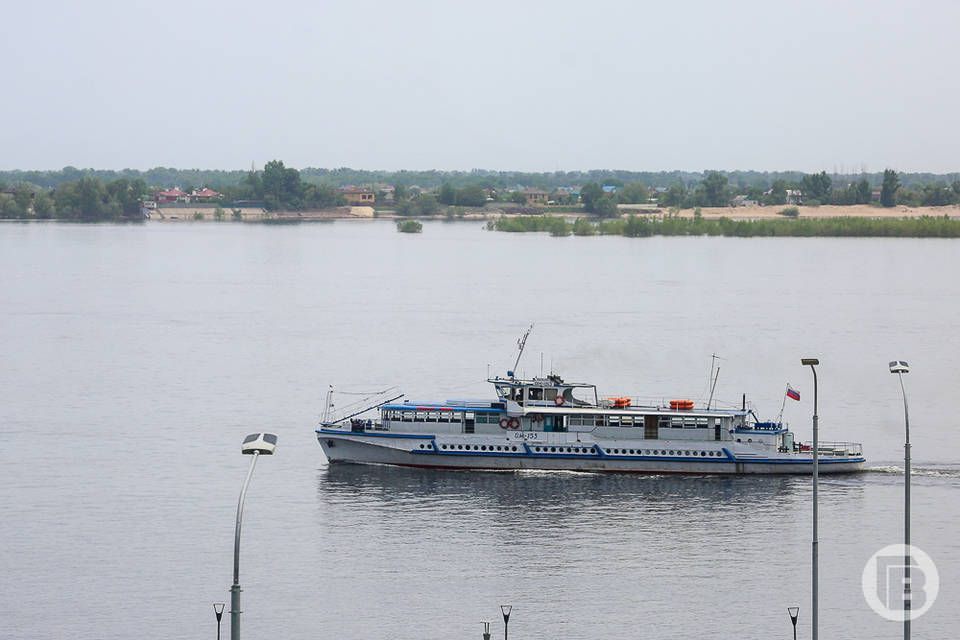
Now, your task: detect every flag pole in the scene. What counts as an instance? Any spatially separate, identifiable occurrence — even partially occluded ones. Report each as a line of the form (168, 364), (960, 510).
(778, 384), (788, 423)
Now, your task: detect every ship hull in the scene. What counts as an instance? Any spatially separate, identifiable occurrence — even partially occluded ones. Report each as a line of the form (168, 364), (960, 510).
(317, 430), (865, 475)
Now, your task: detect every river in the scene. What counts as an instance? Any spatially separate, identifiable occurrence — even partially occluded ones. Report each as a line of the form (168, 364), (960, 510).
(0, 221), (957, 639)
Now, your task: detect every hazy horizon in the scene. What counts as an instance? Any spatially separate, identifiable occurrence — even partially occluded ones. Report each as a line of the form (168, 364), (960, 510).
(3, 0), (959, 173)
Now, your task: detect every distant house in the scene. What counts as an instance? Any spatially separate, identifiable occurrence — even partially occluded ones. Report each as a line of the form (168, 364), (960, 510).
(338, 186), (375, 205)
(522, 188), (550, 205)
(731, 195), (758, 207)
(602, 185), (618, 196)
(155, 188), (188, 204)
(785, 189), (803, 205)
(190, 187), (221, 202)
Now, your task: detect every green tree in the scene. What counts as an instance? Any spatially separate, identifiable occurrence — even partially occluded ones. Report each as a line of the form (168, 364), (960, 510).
(393, 184), (408, 202)
(617, 182), (649, 204)
(855, 179), (871, 204)
(594, 196), (619, 217)
(763, 180), (787, 206)
(455, 185), (487, 207)
(438, 183), (456, 205)
(701, 171), (729, 207)
(580, 182), (603, 212)
(801, 171), (832, 203)
(881, 169), (900, 207)
(660, 183), (687, 208)
(33, 191), (54, 218)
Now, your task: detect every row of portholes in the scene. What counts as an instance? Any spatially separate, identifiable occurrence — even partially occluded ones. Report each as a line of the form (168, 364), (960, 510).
(608, 448), (723, 457)
(428, 443), (521, 452)
(419, 443), (724, 457)
(531, 446), (597, 454)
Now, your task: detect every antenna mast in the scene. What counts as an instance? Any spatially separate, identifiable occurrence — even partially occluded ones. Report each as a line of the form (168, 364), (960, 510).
(511, 324), (534, 377)
(706, 353), (723, 409)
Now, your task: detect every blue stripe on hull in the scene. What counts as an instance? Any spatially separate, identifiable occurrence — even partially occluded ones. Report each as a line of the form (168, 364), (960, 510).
(317, 431), (864, 467)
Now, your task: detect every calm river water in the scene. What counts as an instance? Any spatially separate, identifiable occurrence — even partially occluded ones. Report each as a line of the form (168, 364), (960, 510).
(1, 221), (957, 640)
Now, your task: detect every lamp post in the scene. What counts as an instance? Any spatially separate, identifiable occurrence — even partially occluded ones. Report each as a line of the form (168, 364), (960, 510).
(890, 359), (911, 640)
(500, 605), (512, 640)
(213, 603), (225, 640)
(787, 606), (799, 640)
(482, 621), (491, 640)
(230, 433), (278, 640)
(801, 357), (819, 640)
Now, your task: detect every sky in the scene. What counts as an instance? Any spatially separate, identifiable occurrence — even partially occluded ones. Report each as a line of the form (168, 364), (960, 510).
(2, 0), (958, 173)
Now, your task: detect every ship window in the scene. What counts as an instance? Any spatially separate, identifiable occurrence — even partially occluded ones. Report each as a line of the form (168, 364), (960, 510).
(697, 417), (709, 427)
(671, 417), (684, 428)
(544, 388), (558, 401)
(415, 412), (427, 422)
(609, 416), (621, 427)
(450, 412), (463, 423)
(427, 411), (440, 422)
(659, 417), (671, 429)
(621, 416), (634, 427)
(529, 388), (544, 401)
(683, 418), (697, 428)
(402, 412), (413, 422)
(594, 415), (606, 427)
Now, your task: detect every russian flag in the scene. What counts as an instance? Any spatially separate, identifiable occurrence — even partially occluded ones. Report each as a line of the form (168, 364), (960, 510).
(786, 385), (800, 401)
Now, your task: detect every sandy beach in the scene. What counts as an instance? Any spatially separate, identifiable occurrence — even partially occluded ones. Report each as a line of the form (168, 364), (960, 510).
(670, 203), (960, 220)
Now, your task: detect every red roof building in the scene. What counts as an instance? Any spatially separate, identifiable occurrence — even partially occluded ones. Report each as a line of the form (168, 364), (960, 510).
(155, 188), (188, 204)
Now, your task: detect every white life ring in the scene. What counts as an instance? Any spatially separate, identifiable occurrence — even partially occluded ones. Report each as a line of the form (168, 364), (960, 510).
(499, 418), (510, 429)
(554, 395), (565, 406)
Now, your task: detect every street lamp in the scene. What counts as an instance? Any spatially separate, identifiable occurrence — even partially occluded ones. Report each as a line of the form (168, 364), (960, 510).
(800, 357), (819, 640)
(890, 359), (911, 640)
(500, 605), (512, 640)
(787, 606), (800, 640)
(213, 603), (225, 640)
(482, 621), (491, 640)
(230, 433), (278, 640)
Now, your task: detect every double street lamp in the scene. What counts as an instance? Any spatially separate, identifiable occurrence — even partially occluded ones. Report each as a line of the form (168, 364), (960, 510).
(890, 359), (911, 640)
(213, 603), (225, 640)
(800, 357), (820, 640)
(230, 433), (278, 640)
(787, 606), (799, 640)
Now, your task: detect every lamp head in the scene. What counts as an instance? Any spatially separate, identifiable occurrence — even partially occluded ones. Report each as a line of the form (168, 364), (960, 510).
(242, 432), (278, 455)
(213, 602), (226, 620)
(500, 604), (512, 621)
(800, 358), (819, 366)
(889, 360), (909, 374)
(787, 606), (799, 623)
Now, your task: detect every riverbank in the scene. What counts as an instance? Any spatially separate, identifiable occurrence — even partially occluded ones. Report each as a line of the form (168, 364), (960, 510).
(490, 213), (960, 238)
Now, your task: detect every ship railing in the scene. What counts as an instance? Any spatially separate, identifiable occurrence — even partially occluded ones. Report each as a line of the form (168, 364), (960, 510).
(795, 440), (863, 457)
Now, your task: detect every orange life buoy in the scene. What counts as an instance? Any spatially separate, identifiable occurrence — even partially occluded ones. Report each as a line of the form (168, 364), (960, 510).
(669, 399), (695, 410)
(508, 417), (520, 429)
(499, 417), (510, 429)
(554, 395), (565, 406)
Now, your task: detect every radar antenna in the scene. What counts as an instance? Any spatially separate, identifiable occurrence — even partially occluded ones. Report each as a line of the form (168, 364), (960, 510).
(511, 324), (534, 378)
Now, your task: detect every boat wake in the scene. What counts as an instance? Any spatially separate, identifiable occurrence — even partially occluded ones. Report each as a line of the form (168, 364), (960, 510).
(866, 465), (960, 479)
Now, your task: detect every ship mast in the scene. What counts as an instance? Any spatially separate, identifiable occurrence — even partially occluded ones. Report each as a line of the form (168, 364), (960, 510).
(511, 324), (534, 378)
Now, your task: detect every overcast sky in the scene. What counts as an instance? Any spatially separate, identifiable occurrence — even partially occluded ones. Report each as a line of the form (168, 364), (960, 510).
(2, 0), (958, 173)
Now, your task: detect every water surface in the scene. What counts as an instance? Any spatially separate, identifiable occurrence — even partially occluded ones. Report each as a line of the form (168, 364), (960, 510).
(1, 221), (957, 639)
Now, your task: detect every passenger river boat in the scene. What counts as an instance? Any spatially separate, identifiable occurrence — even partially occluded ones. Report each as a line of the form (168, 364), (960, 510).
(316, 367), (865, 475)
